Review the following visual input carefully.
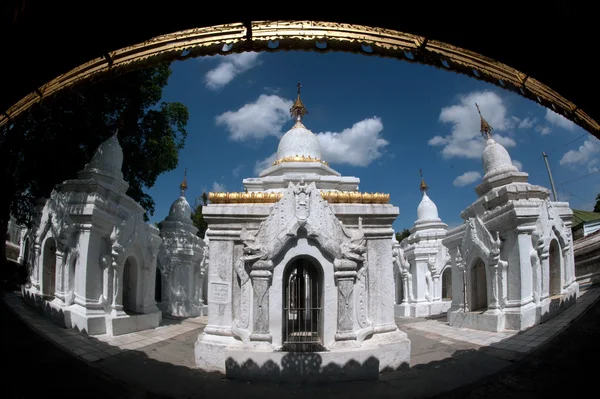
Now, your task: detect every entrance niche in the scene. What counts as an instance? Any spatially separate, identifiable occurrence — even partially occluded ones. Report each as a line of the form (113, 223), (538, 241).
(155, 268), (162, 303)
(122, 256), (139, 313)
(549, 239), (562, 297)
(283, 257), (323, 352)
(469, 258), (488, 311)
(42, 237), (57, 297)
(442, 267), (452, 300)
(396, 274), (404, 304)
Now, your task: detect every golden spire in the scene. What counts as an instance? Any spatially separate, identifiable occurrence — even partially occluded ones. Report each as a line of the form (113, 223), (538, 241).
(179, 168), (188, 196)
(419, 169), (428, 193)
(475, 103), (493, 140)
(290, 82), (308, 122)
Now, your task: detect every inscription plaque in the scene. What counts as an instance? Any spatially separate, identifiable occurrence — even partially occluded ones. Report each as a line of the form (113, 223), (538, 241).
(210, 282), (230, 304)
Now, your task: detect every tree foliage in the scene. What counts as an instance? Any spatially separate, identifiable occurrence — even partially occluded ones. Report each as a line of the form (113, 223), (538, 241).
(0, 62), (189, 264)
(595, 193), (600, 213)
(191, 192), (209, 239)
(395, 228), (411, 243)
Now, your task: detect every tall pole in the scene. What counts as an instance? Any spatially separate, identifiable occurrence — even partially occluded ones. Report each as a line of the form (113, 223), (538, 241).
(542, 151), (559, 201)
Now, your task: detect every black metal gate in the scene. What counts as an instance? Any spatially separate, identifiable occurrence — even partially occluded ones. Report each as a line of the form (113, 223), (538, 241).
(283, 258), (323, 352)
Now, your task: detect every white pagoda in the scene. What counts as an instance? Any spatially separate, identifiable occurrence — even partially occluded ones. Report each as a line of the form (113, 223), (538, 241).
(194, 84), (411, 382)
(443, 105), (578, 332)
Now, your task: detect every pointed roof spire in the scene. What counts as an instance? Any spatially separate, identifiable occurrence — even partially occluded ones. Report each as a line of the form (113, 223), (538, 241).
(419, 169), (428, 193)
(179, 168), (188, 196)
(476, 103), (493, 140)
(290, 82), (308, 122)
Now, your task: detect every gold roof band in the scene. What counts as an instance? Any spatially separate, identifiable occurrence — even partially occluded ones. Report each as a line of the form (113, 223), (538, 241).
(272, 155), (329, 167)
(208, 191), (390, 204)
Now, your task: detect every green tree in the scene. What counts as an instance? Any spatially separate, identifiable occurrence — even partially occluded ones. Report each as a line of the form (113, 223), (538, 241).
(595, 193), (600, 213)
(0, 62), (189, 266)
(191, 192), (209, 239)
(395, 228), (411, 243)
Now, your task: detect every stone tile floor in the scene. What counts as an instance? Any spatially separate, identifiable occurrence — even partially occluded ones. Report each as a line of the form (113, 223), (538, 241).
(400, 287), (600, 356)
(2, 293), (207, 363)
(3, 286), (599, 367)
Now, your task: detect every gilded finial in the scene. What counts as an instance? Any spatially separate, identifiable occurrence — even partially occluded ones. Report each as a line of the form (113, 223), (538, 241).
(290, 82), (308, 122)
(419, 169), (428, 193)
(179, 168), (188, 196)
(475, 103), (493, 140)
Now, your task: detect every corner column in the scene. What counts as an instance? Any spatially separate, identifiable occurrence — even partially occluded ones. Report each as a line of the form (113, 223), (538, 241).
(334, 258), (357, 341)
(249, 259), (274, 342)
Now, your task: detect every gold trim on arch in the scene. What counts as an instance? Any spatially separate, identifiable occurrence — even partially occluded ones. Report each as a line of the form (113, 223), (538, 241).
(1, 20), (598, 138)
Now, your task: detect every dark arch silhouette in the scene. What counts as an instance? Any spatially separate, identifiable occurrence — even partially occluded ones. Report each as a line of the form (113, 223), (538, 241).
(2, 2), (599, 137)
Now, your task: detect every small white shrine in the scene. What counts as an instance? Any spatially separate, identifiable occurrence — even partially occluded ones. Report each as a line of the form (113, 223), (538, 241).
(443, 106), (579, 332)
(194, 84), (411, 382)
(157, 171), (208, 317)
(394, 174), (451, 317)
(22, 132), (163, 336)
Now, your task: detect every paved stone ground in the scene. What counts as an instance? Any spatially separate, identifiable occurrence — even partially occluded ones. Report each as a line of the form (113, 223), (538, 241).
(2, 286), (599, 398)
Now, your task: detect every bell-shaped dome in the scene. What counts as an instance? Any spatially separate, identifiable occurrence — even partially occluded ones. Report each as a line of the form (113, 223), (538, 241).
(482, 138), (518, 176)
(167, 195), (192, 222)
(85, 132), (123, 176)
(417, 192), (440, 221)
(277, 121), (323, 160)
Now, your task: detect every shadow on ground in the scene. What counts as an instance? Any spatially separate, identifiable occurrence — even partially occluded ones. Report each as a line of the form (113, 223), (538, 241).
(3, 261), (600, 399)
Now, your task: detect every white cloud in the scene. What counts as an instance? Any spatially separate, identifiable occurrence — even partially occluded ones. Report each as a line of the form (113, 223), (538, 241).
(453, 171), (482, 187)
(254, 152), (277, 175)
(211, 182), (227, 192)
(559, 137), (600, 172)
(517, 117), (535, 129)
(535, 125), (552, 135)
(316, 117), (389, 166)
(205, 52), (261, 90)
(232, 164), (245, 177)
(512, 159), (523, 171)
(429, 91), (516, 159)
(545, 109), (577, 131)
(216, 95), (293, 141)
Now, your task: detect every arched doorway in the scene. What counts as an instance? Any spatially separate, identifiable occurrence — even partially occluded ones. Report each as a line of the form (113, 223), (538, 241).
(122, 257), (138, 313)
(549, 239), (562, 297)
(42, 237), (57, 297)
(470, 258), (487, 311)
(442, 267), (452, 300)
(283, 258), (323, 352)
(155, 268), (162, 303)
(396, 273), (404, 304)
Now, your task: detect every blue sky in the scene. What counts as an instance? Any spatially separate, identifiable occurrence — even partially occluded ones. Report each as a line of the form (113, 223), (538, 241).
(146, 51), (600, 231)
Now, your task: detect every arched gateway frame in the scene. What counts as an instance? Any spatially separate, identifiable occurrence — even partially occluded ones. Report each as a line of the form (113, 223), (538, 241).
(282, 257), (323, 352)
(1, 21), (597, 138)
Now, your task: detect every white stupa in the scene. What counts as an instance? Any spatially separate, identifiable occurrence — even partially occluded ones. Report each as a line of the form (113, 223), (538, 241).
(395, 172), (451, 317)
(443, 105), (578, 332)
(195, 83), (410, 382)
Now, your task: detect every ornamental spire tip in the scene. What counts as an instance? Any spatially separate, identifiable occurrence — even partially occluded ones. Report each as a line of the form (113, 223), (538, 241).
(290, 82), (308, 122)
(179, 168), (188, 196)
(476, 103), (493, 140)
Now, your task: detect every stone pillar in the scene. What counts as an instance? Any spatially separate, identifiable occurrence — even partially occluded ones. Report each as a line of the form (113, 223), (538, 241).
(54, 249), (67, 302)
(432, 274), (441, 301)
(17, 227), (28, 264)
(31, 241), (42, 289)
(487, 263), (500, 310)
(112, 264), (125, 312)
(449, 248), (466, 310)
(204, 238), (236, 337)
(334, 258), (357, 341)
(249, 259), (273, 342)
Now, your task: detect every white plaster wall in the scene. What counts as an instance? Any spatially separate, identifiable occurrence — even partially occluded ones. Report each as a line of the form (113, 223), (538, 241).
(205, 239), (235, 336)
